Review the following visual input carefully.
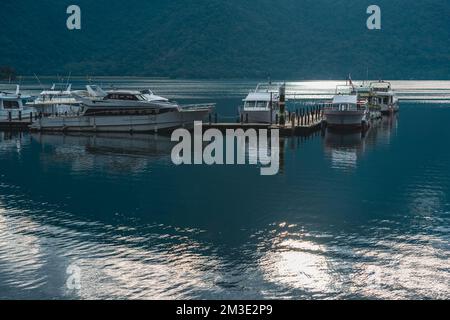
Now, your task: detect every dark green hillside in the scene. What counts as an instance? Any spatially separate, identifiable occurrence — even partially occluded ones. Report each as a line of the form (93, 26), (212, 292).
(1, 0), (450, 79)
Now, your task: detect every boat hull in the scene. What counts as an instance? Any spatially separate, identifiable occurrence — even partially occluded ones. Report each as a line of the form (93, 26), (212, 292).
(324, 110), (367, 129)
(30, 109), (211, 132)
(240, 110), (275, 124)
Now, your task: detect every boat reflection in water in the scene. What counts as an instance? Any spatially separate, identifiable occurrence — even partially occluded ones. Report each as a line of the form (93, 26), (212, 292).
(323, 128), (366, 170)
(323, 114), (397, 171)
(30, 132), (177, 174)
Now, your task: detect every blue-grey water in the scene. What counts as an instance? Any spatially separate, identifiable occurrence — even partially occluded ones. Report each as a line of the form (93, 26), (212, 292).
(0, 79), (449, 299)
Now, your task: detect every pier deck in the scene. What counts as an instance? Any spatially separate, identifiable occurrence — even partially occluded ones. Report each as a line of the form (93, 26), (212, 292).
(0, 120), (32, 130)
(203, 109), (324, 136)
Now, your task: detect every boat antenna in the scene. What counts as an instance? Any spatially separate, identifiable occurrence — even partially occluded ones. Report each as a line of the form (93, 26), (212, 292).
(33, 73), (45, 91)
(66, 71), (72, 88)
(366, 67), (369, 82)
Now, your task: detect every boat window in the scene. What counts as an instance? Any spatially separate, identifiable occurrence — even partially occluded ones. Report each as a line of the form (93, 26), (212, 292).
(3, 100), (20, 109)
(256, 101), (267, 108)
(106, 94), (139, 100)
(245, 101), (256, 108)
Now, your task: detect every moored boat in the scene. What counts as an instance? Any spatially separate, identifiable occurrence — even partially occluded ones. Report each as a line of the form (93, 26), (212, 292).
(356, 84), (382, 120)
(369, 81), (399, 115)
(26, 83), (82, 116)
(0, 85), (36, 121)
(239, 82), (285, 123)
(30, 85), (214, 132)
(324, 93), (368, 129)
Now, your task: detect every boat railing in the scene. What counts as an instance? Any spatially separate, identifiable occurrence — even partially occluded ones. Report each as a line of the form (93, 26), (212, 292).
(180, 103), (216, 110)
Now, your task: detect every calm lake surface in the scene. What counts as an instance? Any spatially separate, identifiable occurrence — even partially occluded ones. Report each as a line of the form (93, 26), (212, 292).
(0, 79), (449, 299)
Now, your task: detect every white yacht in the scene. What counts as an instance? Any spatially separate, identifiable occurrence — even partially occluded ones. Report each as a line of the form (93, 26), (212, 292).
(0, 85), (36, 121)
(30, 85), (214, 132)
(239, 82), (285, 123)
(369, 81), (399, 114)
(26, 83), (82, 116)
(324, 92), (368, 129)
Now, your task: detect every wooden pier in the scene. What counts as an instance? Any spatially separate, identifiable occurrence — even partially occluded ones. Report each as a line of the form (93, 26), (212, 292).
(0, 112), (36, 130)
(203, 107), (325, 137)
(0, 120), (33, 130)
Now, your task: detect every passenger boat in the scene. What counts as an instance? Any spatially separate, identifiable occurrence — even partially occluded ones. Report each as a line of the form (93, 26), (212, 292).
(30, 85), (214, 132)
(26, 83), (82, 116)
(356, 84), (382, 120)
(239, 82), (285, 123)
(369, 81), (399, 115)
(324, 86), (369, 129)
(0, 85), (36, 121)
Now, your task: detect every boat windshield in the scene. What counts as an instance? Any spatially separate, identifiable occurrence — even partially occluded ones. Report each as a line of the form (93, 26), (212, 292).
(245, 101), (267, 108)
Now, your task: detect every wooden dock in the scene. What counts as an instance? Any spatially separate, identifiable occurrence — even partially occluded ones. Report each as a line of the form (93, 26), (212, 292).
(0, 120), (32, 130)
(203, 109), (325, 136)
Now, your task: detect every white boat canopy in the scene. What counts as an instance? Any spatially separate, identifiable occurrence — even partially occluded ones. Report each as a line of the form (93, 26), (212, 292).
(332, 95), (358, 105)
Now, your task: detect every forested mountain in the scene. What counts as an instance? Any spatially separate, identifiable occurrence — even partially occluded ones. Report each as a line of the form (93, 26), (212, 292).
(1, 0), (450, 79)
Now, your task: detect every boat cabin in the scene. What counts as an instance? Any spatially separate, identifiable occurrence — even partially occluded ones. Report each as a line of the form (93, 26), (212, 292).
(0, 86), (35, 120)
(243, 92), (279, 110)
(329, 95), (362, 111)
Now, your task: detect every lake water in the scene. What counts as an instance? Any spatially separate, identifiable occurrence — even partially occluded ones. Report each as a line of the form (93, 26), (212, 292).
(0, 79), (449, 299)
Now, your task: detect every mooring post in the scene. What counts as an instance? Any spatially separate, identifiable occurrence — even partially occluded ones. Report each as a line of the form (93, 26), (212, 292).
(8, 111), (11, 122)
(279, 83), (286, 125)
(30, 112), (33, 123)
(245, 113), (249, 124)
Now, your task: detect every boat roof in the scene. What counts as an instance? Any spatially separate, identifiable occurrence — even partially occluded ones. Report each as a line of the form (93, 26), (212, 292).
(40, 83), (72, 95)
(243, 92), (279, 102)
(370, 81), (392, 89)
(0, 92), (31, 100)
(40, 90), (72, 95)
(106, 90), (169, 101)
(107, 90), (143, 95)
(332, 95), (358, 104)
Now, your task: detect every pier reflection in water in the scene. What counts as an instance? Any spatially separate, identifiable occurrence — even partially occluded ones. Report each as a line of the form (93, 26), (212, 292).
(0, 103), (449, 299)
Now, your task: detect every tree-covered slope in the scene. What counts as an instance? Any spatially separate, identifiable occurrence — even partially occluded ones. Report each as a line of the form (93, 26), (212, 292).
(1, 0), (450, 79)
